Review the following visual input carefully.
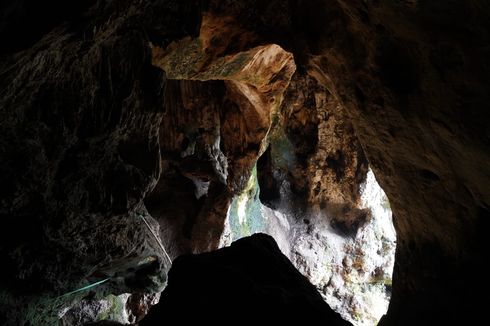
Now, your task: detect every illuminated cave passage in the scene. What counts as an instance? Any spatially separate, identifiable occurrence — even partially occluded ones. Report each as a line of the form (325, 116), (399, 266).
(1, 1), (489, 326)
(220, 72), (396, 325)
(225, 166), (395, 325)
(145, 15), (396, 325)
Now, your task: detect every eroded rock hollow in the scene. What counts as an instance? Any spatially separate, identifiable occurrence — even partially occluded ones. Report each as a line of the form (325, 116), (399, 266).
(1, 0), (489, 325)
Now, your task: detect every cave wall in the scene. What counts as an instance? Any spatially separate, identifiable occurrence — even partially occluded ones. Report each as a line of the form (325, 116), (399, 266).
(204, 0), (490, 324)
(252, 72), (396, 325)
(147, 20), (296, 254)
(0, 0), (489, 325)
(259, 72), (369, 223)
(0, 1), (201, 324)
(215, 70), (396, 325)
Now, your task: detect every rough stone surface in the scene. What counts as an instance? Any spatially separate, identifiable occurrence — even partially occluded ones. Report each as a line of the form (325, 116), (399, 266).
(226, 178), (395, 325)
(1, 1), (489, 325)
(0, 0), (201, 324)
(59, 292), (160, 325)
(287, 170), (395, 326)
(140, 233), (351, 325)
(147, 12), (295, 255)
(223, 72), (396, 324)
(204, 2), (490, 325)
(259, 72), (369, 222)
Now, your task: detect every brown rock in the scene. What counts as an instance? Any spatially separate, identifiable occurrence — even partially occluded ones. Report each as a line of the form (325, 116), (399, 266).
(1, 1), (489, 325)
(148, 13), (295, 253)
(204, 1), (490, 324)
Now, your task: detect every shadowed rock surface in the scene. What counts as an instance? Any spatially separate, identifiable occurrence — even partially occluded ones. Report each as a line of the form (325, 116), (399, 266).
(201, 2), (490, 325)
(0, 0), (489, 325)
(0, 1), (201, 324)
(140, 233), (350, 325)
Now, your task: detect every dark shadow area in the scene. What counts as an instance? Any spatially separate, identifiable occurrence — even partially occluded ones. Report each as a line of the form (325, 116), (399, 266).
(141, 233), (351, 325)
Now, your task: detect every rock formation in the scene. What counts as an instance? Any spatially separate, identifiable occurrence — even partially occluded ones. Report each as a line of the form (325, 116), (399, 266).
(0, 1), (201, 324)
(148, 21), (296, 253)
(222, 72), (396, 325)
(0, 0), (489, 325)
(140, 233), (350, 325)
(200, 1), (490, 325)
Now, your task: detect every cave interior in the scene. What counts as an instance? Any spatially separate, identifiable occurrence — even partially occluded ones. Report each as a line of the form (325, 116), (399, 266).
(0, 0), (489, 325)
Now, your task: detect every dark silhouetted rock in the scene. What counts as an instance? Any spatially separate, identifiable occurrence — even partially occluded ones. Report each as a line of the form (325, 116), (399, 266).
(141, 233), (351, 325)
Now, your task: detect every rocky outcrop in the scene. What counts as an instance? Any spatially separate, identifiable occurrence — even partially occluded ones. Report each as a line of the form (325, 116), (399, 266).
(1, 0), (489, 325)
(259, 73), (369, 224)
(222, 72), (395, 325)
(146, 13), (295, 254)
(59, 292), (160, 325)
(140, 233), (351, 325)
(224, 169), (395, 325)
(0, 0), (201, 324)
(203, 1), (490, 325)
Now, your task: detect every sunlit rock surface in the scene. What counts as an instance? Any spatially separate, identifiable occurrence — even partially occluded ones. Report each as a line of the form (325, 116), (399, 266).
(222, 166), (395, 325)
(291, 170), (395, 326)
(147, 12), (295, 255)
(221, 72), (396, 325)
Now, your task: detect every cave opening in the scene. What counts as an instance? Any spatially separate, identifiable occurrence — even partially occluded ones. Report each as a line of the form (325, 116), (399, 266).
(146, 14), (397, 323)
(3, 1), (487, 325)
(218, 75), (397, 325)
(223, 164), (396, 325)
(57, 20), (397, 326)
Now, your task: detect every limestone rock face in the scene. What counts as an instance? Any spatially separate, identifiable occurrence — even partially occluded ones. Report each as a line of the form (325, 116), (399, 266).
(1, 1), (489, 325)
(59, 292), (160, 325)
(140, 233), (351, 325)
(223, 72), (395, 325)
(204, 1), (490, 325)
(259, 73), (369, 219)
(146, 12), (296, 255)
(0, 0), (201, 324)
